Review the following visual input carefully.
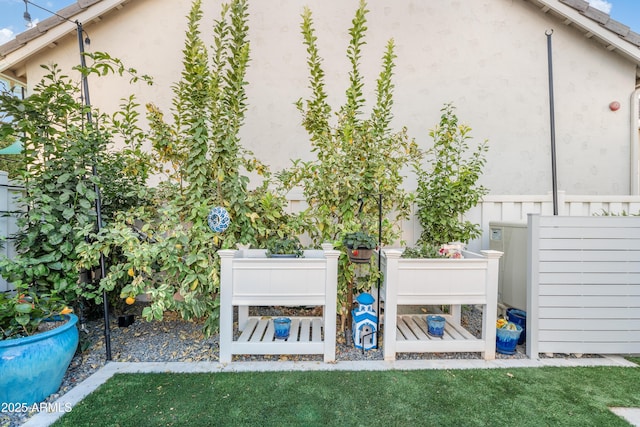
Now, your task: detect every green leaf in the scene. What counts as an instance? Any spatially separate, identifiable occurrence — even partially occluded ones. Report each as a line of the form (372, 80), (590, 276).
(15, 303), (33, 314)
(57, 173), (72, 184)
(15, 314), (30, 326)
(62, 208), (75, 220)
(48, 233), (63, 246)
(48, 262), (63, 271)
(79, 199), (92, 210)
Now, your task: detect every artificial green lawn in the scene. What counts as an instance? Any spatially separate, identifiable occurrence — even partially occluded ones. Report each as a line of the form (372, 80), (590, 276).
(53, 366), (640, 427)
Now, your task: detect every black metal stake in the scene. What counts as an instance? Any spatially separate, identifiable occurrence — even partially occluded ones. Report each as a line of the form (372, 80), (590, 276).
(376, 192), (382, 344)
(356, 192), (383, 347)
(546, 29), (559, 216)
(360, 330), (376, 354)
(77, 21), (111, 361)
(21, 0), (112, 362)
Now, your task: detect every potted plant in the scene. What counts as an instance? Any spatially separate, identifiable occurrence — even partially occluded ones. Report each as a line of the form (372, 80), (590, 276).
(342, 231), (377, 264)
(412, 103), (488, 250)
(401, 242), (464, 260)
(495, 318), (523, 355)
(0, 287), (79, 405)
(265, 236), (304, 258)
(380, 104), (501, 361)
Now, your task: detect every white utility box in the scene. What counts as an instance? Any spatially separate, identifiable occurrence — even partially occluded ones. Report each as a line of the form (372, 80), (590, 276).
(489, 221), (527, 310)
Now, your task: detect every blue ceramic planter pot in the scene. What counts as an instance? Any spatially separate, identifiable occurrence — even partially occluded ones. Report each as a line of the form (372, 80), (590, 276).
(496, 323), (523, 355)
(426, 315), (446, 337)
(0, 314), (79, 405)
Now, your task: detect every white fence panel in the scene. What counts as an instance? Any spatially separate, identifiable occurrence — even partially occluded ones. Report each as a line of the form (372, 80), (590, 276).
(287, 189), (640, 253)
(0, 171), (23, 293)
(527, 214), (640, 357)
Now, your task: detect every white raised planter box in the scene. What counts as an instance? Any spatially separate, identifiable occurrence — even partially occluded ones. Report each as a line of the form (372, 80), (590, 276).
(218, 245), (340, 363)
(381, 248), (503, 361)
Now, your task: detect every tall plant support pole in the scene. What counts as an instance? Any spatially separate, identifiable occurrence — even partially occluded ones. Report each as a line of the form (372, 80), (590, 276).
(76, 21), (112, 361)
(376, 192), (382, 343)
(546, 29), (559, 215)
(356, 192), (383, 345)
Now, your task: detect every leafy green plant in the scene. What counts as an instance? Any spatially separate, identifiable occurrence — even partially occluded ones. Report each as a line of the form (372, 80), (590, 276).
(279, 0), (421, 323)
(342, 231), (376, 250)
(78, 0), (301, 336)
(414, 103), (488, 248)
(401, 243), (464, 259)
(0, 64), (152, 312)
(400, 245), (441, 259)
(0, 287), (73, 340)
(265, 236), (304, 258)
(595, 209), (640, 216)
(0, 80), (24, 179)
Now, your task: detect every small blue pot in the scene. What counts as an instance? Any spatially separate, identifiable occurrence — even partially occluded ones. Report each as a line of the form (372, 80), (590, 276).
(0, 314), (79, 405)
(273, 317), (291, 340)
(426, 315), (446, 337)
(496, 323), (523, 355)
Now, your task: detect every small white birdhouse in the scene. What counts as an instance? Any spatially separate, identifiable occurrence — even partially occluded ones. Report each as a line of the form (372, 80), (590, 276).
(352, 292), (377, 350)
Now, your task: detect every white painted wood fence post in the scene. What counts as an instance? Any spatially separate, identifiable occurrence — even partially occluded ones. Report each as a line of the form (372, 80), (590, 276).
(0, 172), (9, 293)
(322, 243), (340, 363)
(526, 214), (540, 359)
(218, 249), (236, 364)
(480, 250), (502, 360)
(382, 249), (402, 361)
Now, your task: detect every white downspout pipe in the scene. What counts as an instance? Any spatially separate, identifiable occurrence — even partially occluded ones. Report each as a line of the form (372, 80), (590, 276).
(631, 88), (640, 195)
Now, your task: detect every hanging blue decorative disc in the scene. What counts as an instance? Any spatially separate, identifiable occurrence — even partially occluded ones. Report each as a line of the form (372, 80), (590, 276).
(208, 206), (230, 233)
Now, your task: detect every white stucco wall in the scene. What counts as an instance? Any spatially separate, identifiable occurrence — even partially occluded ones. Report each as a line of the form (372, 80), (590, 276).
(22, 0), (638, 195)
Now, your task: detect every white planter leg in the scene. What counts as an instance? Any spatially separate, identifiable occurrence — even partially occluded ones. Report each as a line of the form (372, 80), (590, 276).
(218, 250), (236, 364)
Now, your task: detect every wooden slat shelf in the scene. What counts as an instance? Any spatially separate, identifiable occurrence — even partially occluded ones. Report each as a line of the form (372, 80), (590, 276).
(391, 314), (487, 354)
(231, 316), (327, 356)
(237, 317), (324, 343)
(396, 315), (476, 342)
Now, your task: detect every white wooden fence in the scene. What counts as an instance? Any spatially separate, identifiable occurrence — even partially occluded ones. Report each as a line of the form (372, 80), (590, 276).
(0, 171), (22, 293)
(527, 214), (640, 357)
(287, 190), (640, 252)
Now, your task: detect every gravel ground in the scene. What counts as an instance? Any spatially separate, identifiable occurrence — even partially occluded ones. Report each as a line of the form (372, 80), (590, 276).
(1, 304), (529, 427)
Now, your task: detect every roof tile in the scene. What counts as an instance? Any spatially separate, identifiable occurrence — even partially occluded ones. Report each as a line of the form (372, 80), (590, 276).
(605, 20), (630, 36)
(56, 4), (83, 20)
(79, 0), (102, 8)
(559, 0), (588, 13)
(622, 31), (640, 46)
(36, 15), (66, 33)
(0, 39), (23, 58)
(582, 6), (610, 26)
(15, 27), (41, 44)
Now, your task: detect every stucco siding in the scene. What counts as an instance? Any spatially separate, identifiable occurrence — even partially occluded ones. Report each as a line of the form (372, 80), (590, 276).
(21, 0), (638, 195)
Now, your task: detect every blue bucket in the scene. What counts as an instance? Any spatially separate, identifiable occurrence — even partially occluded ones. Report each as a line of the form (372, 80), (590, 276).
(496, 323), (523, 355)
(506, 308), (526, 345)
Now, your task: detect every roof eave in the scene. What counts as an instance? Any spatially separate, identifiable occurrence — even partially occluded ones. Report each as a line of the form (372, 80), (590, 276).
(0, 0), (132, 84)
(528, 0), (640, 71)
